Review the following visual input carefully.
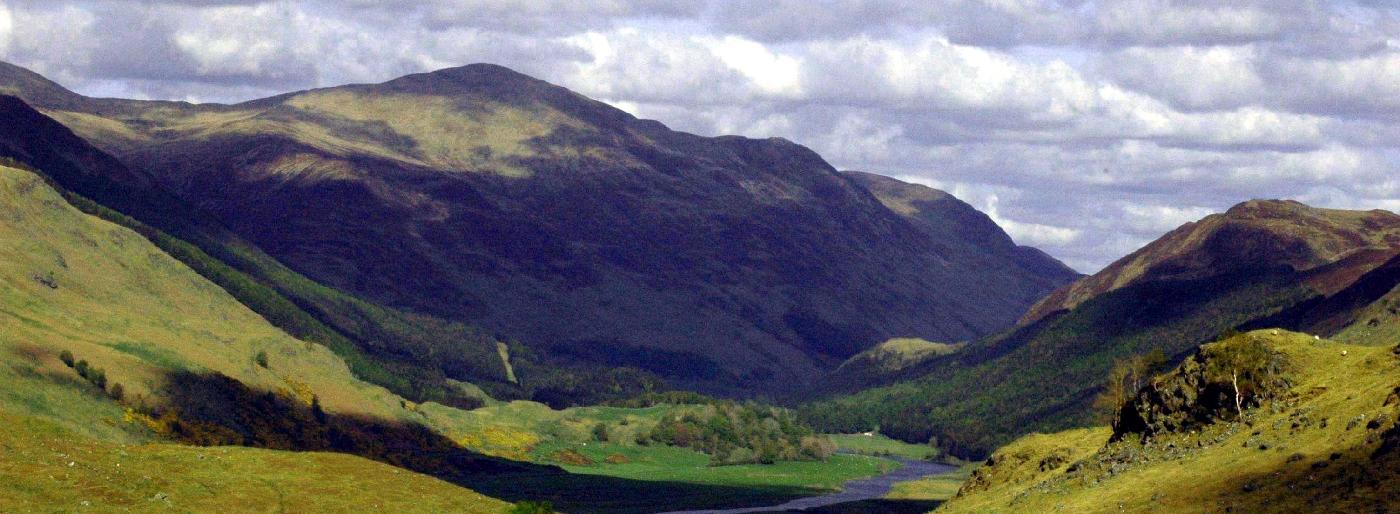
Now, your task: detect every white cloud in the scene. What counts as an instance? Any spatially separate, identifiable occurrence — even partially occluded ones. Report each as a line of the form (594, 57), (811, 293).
(0, 5), (12, 54)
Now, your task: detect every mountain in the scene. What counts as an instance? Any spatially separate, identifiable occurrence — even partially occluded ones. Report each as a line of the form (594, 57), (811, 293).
(936, 330), (1400, 513)
(0, 61), (1077, 393)
(1023, 199), (1400, 323)
(803, 199), (1400, 458)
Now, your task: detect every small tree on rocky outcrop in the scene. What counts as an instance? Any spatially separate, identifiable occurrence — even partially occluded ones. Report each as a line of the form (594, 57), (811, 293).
(1112, 334), (1290, 442)
(1204, 337), (1277, 415)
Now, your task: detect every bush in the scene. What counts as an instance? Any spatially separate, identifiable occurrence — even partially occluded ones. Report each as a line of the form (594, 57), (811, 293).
(109, 382), (124, 401)
(507, 501), (555, 514)
(591, 422), (609, 442)
(59, 350), (74, 368)
(255, 350), (269, 369)
(74, 359), (90, 379)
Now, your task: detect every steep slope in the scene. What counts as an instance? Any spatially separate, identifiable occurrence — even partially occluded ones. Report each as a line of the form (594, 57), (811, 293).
(0, 162), (523, 510)
(1024, 199), (1400, 323)
(844, 170), (1079, 293)
(0, 61), (1077, 393)
(938, 331), (1400, 513)
(0, 93), (621, 409)
(804, 200), (1400, 457)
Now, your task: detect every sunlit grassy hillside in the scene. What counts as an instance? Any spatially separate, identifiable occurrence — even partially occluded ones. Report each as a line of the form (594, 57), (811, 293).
(938, 330), (1400, 513)
(0, 163), (520, 509)
(0, 165), (409, 428)
(0, 411), (507, 513)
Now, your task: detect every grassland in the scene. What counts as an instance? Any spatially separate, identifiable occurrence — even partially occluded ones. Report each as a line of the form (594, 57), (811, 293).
(828, 433), (941, 460)
(938, 330), (1400, 513)
(0, 411), (508, 513)
(885, 464), (977, 502)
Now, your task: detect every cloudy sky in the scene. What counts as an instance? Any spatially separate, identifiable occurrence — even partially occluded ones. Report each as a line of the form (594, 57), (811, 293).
(1, 0), (1397, 272)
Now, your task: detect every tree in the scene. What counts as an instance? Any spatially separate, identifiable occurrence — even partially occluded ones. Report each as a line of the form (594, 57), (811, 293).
(1094, 349), (1169, 420)
(591, 422), (608, 442)
(1205, 337), (1279, 415)
(508, 501), (555, 514)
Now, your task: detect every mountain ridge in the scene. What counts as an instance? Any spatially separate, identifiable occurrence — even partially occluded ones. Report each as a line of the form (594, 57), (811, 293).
(0, 60), (1078, 394)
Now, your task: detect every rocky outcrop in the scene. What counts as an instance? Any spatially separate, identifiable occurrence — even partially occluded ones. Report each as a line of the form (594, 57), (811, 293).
(1113, 333), (1292, 441)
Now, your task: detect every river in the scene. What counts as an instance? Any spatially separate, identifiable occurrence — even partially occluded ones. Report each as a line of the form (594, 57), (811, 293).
(656, 458), (958, 514)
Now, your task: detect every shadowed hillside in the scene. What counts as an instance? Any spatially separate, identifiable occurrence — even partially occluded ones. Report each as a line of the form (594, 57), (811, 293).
(0, 60), (1077, 394)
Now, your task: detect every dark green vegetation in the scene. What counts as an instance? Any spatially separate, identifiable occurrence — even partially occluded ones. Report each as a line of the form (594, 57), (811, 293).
(0, 60), (1077, 395)
(641, 401), (835, 465)
(940, 331), (1400, 513)
(804, 200), (1400, 459)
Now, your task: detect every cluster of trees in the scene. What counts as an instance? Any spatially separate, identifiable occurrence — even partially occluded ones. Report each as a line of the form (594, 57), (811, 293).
(641, 401), (836, 465)
(59, 350), (123, 400)
(1092, 349), (1168, 421)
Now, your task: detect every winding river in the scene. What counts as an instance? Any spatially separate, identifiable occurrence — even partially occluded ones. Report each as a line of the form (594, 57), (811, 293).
(657, 458), (958, 514)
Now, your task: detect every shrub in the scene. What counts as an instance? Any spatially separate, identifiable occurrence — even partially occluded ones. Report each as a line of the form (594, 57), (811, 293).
(591, 422), (609, 442)
(507, 501), (555, 514)
(255, 350), (269, 369)
(109, 382), (124, 401)
(59, 350), (74, 368)
(74, 359), (90, 379)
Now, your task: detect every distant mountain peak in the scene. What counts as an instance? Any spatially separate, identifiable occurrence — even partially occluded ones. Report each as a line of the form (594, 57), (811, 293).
(1023, 198), (1400, 323)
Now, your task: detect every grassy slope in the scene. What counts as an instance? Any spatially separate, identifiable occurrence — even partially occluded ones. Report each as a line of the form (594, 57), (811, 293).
(939, 330), (1400, 513)
(0, 165), (411, 424)
(0, 412), (507, 513)
(0, 163), (523, 508)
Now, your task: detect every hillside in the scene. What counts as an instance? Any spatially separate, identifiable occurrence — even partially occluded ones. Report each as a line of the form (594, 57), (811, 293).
(0, 160), (911, 513)
(937, 330), (1400, 513)
(1024, 199), (1400, 323)
(0, 161), (521, 510)
(0, 60), (1077, 394)
(0, 92), (680, 411)
(0, 412), (508, 513)
(803, 200), (1400, 458)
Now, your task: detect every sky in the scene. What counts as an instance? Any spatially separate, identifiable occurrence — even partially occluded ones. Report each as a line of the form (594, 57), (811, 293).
(0, 1), (1397, 273)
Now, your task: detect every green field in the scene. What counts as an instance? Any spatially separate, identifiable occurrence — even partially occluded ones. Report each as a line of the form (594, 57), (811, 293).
(828, 433), (941, 460)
